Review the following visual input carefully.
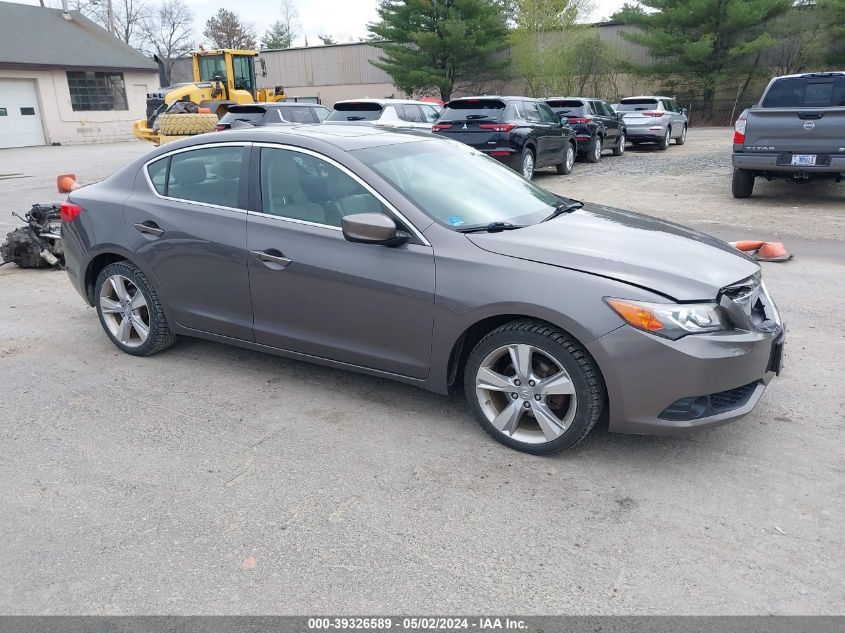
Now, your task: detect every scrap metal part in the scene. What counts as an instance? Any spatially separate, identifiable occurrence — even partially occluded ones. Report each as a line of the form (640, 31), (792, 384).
(0, 204), (65, 269)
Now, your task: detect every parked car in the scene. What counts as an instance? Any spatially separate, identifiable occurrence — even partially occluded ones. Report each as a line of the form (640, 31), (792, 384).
(616, 96), (688, 149)
(432, 96), (577, 179)
(60, 125), (784, 455)
(545, 97), (626, 162)
(325, 98), (442, 130)
(732, 71), (845, 198)
(216, 102), (331, 130)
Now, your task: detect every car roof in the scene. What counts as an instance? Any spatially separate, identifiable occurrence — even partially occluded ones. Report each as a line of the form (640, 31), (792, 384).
(145, 123), (434, 157)
(332, 98), (437, 106)
(621, 95), (673, 101)
(230, 102), (326, 109)
(447, 96), (542, 103)
(770, 71), (844, 80)
(544, 97), (600, 102)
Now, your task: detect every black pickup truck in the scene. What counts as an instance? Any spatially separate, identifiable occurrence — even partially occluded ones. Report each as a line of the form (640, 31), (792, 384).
(732, 72), (845, 198)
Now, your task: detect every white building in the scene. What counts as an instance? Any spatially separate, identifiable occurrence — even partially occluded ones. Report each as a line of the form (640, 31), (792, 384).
(0, 1), (158, 148)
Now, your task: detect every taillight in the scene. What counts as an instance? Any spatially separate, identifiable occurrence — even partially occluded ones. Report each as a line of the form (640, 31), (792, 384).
(432, 123), (452, 132)
(215, 124), (226, 131)
(733, 112), (748, 144)
(478, 123), (517, 132)
(642, 111), (664, 117)
(567, 117), (591, 123)
(60, 202), (82, 222)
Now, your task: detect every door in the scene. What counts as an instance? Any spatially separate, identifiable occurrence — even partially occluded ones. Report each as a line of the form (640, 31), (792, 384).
(246, 145), (436, 378)
(124, 143), (254, 340)
(0, 79), (46, 148)
(663, 99), (684, 137)
(396, 104), (432, 130)
(522, 101), (550, 165)
(537, 102), (566, 162)
(596, 100), (619, 144)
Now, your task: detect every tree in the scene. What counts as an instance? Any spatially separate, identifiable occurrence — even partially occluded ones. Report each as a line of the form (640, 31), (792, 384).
(614, 0), (791, 120)
(318, 34), (337, 45)
(818, 0), (845, 66)
(140, 0), (194, 85)
(368, 0), (510, 102)
(767, 2), (826, 76)
(203, 8), (257, 49)
(69, 0), (151, 45)
(261, 0), (298, 49)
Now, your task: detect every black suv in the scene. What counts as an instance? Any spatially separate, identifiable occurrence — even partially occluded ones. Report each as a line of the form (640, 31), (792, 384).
(216, 102), (331, 130)
(432, 96), (576, 179)
(544, 97), (626, 162)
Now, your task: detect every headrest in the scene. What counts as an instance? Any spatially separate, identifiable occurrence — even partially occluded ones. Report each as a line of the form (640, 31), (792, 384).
(171, 159), (206, 185)
(264, 153), (301, 195)
(326, 171), (362, 198)
(216, 160), (241, 180)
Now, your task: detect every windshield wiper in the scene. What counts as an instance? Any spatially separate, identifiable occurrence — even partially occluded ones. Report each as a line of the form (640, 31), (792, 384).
(456, 221), (525, 233)
(466, 114), (490, 120)
(541, 200), (583, 223)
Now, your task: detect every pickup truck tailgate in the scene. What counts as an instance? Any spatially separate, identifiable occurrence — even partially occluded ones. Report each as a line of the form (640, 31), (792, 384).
(744, 108), (845, 153)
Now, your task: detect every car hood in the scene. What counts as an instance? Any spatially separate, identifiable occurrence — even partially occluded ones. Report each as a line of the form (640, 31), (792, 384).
(466, 203), (759, 301)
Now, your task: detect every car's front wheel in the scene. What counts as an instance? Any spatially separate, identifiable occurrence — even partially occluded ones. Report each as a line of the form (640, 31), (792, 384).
(464, 320), (605, 455)
(676, 125), (687, 145)
(612, 132), (626, 156)
(95, 261), (176, 356)
(556, 142), (575, 175)
(520, 148), (535, 179)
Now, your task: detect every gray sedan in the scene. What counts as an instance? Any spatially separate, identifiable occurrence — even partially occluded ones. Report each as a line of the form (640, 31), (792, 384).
(60, 125), (783, 454)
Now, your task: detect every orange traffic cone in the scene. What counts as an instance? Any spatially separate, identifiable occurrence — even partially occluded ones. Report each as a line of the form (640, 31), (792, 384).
(57, 174), (81, 193)
(729, 240), (792, 262)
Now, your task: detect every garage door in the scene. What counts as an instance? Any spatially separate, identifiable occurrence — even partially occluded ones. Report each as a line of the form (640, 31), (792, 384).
(0, 79), (46, 149)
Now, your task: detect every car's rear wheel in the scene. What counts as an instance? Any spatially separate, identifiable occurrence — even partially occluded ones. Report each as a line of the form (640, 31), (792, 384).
(521, 148), (535, 179)
(612, 132), (626, 156)
(95, 261), (176, 356)
(556, 143), (575, 175)
(675, 125), (687, 145)
(464, 320), (605, 455)
(586, 136), (603, 163)
(732, 168), (755, 198)
(658, 128), (671, 150)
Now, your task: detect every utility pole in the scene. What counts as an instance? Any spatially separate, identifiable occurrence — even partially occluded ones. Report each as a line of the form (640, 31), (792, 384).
(107, 0), (115, 35)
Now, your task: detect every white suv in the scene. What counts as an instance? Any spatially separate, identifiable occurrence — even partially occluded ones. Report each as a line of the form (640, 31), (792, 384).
(616, 96), (688, 149)
(325, 98), (442, 131)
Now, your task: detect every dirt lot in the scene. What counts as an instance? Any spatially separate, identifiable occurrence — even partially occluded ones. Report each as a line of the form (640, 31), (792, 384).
(0, 129), (843, 615)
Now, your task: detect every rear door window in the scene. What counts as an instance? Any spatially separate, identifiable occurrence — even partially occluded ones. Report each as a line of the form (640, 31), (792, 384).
(398, 104), (425, 123)
(286, 106), (317, 123)
(537, 102), (558, 123)
(165, 146), (245, 209)
(441, 99), (506, 122)
(421, 105), (441, 123)
(147, 157), (168, 195)
(762, 76), (845, 107)
(313, 106), (330, 122)
(522, 101), (541, 123)
(327, 102), (383, 121)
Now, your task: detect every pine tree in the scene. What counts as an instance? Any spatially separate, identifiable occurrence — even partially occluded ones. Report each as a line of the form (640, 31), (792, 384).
(818, 0), (845, 66)
(368, 0), (510, 102)
(203, 8), (257, 49)
(614, 0), (791, 119)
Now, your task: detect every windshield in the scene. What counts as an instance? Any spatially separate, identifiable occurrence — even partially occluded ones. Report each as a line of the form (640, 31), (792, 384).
(353, 139), (561, 229)
(440, 99), (506, 122)
(219, 108), (265, 124)
(546, 100), (585, 115)
(762, 76), (845, 108)
(198, 55), (227, 82)
(617, 99), (659, 111)
(327, 102), (383, 121)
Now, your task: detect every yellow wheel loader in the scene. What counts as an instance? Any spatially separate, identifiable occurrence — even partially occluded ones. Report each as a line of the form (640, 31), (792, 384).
(133, 49), (286, 145)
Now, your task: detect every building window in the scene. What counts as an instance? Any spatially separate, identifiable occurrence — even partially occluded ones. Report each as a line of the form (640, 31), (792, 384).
(66, 71), (128, 111)
(20, 107), (35, 116)
(0, 108), (7, 116)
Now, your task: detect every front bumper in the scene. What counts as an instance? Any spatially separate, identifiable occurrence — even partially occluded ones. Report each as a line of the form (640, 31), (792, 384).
(587, 324), (783, 435)
(732, 152), (845, 173)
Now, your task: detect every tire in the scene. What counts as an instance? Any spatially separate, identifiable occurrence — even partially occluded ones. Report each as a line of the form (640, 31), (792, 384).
(464, 319), (605, 455)
(95, 261), (176, 356)
(732, 168), (755, 198)
(586, 135), (603, 163)
(158, 113), (219, 136)
(675, 125), (687, 145)
(520, 147), (535, 180)
(556, 142), (575, 175)
(612, 131), (626, 156)
(658, 128), (670, 150)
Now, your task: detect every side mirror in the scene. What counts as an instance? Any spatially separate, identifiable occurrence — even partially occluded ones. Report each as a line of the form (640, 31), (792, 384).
(681, 107), (688, 115)
(342, 213), (410, 247)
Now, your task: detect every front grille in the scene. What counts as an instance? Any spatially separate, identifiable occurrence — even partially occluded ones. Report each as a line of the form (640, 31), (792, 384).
(659, 381), (759, 421)
(710, 382), (757, 412)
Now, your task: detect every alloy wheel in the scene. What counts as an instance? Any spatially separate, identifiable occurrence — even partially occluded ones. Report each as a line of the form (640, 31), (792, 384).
(618, 133), (625, 154)
(566, 145), (575, 171)
(475, 344), (578, 444)
(99, 274), (150, 348)
(594, 138), (602, 161)
(522, 152), (534, 179)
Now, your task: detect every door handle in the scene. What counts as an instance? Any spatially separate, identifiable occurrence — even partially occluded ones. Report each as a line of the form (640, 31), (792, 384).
(134, 221), (164, 237)
(251, 249), (292, 267)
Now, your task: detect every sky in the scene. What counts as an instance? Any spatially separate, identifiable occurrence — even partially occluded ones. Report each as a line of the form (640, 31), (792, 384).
(26, 0), (630, 48)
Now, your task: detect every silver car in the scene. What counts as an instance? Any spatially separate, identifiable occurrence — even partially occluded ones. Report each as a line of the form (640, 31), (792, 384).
(617, 96), (688, 149)
(325, 98), (442, 131)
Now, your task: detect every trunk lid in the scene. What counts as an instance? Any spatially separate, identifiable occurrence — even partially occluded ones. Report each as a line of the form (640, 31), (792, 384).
(434, 98), (508, 147)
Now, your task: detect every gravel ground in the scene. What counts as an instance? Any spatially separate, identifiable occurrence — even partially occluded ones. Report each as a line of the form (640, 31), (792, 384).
(0, 129), (843, 615)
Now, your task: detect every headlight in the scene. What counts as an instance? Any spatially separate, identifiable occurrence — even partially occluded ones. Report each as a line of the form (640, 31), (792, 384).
(605, 298), (728, 339)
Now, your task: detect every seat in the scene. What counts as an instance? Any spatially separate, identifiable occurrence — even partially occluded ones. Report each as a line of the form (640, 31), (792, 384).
(168, 158), (207, 201)
(324, 170), (381, 225)
(262, 153), (325, 223)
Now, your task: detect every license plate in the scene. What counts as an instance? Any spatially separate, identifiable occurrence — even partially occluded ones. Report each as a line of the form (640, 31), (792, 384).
(791, 154), (816, 166)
